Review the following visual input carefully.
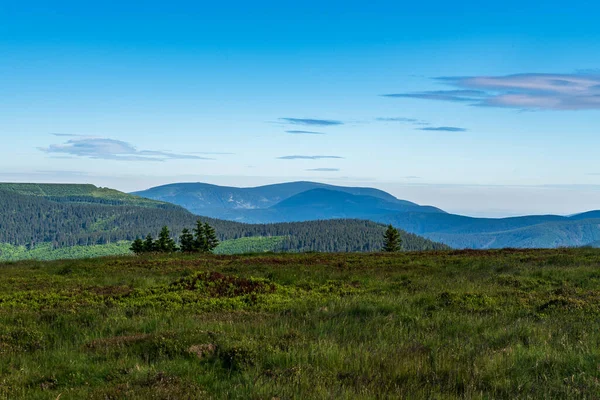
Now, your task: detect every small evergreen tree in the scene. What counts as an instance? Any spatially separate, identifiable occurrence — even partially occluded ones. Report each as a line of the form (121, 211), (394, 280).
(142, 233), (156, 252)
(193, 220), (207, 252)
(130, 238), (144, 254)
(156, 226), (177, 253)
(382, 225), (402, 252)
(203, 222), (219, 253)
(179, 228), (195, 252)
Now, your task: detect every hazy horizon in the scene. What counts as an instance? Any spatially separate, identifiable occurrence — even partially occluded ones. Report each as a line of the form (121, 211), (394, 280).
(3, 174), (600, 218)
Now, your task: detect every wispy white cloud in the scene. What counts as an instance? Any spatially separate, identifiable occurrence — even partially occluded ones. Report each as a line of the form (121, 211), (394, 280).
(277, 155), (344, 160)
(384, 73), (600, 110)
(306, 168), (340, 172)
(279, 118), (343, 126)
(40, 135), (214, 162)
(375, 117), (430, 126)
(419, 126), (467, 132)
(286, 130), (326, 135)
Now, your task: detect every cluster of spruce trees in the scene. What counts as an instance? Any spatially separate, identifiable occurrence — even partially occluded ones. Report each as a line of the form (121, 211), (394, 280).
(130, 220), (219, 254)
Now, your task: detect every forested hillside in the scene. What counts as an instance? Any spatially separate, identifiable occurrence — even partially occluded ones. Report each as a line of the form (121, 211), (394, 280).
(0, 187), (448, 255)
(0, 183), (173, 208)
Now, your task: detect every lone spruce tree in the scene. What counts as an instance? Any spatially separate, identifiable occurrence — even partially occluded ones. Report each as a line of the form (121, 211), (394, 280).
(382, 225), (402, 252)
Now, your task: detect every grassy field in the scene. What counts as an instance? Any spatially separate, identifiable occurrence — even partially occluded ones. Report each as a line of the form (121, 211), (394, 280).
(0, 242), (133, 262)
(1, 249), (600, 399)
(213, 236), (288, 255)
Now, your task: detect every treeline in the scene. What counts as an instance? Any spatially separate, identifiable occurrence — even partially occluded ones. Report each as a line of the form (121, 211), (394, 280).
(0, 189), (450, 252)
(131, 222), (219, 254)
(43, 195), (180, 208)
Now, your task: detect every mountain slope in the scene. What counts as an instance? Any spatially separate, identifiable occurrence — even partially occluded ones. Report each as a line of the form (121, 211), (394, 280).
(132, 181), (444, 221)
(0, 185), (448, 255)
(375, 212), (567, 236)
(375, 212), (600, 249)
(269, 188), (442, 220)
(0, 182), (174, 208)
(425, 218), (600, 249)
(133, 181), (600, 249)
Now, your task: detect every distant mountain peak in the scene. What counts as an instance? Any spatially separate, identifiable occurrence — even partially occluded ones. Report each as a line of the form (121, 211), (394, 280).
(132, 181), (445, 223)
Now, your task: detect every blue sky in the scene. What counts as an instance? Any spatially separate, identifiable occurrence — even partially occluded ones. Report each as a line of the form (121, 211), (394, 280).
(3, 0), (600, 216)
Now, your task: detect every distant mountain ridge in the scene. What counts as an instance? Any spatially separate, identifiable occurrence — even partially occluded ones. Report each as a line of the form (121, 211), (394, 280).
(132, 181), (404, 211)
(133, 181), (600, 249)
(132, 181), (444, 221)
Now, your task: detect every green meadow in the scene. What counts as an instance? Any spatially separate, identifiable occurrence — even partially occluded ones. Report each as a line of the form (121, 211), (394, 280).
(0, 237), (288, 262)
(1, 249), (600, 399)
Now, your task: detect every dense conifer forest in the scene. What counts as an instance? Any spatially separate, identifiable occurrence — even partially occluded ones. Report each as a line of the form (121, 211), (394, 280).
(0, 187), (449, 254)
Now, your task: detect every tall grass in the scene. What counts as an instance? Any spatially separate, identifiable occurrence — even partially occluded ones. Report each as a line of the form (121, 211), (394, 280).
(1, 249), (599, 398)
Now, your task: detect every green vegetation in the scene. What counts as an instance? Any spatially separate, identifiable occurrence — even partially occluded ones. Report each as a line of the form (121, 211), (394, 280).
(131, 222), (220, 254)
(382, 224), (401, 252)
(213, 236), (287, 254)
(0, 242), (132, 262)
(0, 188), (448, 254)
(1, 249), (600, 398)
(0, 183), (171, 208)
(0, 237), (283, 262)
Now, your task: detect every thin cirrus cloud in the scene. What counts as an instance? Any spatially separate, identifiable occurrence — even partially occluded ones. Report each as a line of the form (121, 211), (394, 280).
(376, 117), (430, 126)
(185, 151), (235, 155)
(286, 130), (326, 135)
(279, 118), (343, 126)
(39, 135), (214, 162)
(376, 117), (420, 123)
(277, 155), (344, 160)
(306, 168), (340, 172)
(383, 73), (600, 110)
(419, 126), (467, 132)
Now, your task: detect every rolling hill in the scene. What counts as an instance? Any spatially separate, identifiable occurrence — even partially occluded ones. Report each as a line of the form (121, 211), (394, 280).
(0, 182), (174, 208)
(0, 183), (448, 259)
(375, 212), (600, 249)
(134, 181), (600, 249)
(132, 181), (444, 220)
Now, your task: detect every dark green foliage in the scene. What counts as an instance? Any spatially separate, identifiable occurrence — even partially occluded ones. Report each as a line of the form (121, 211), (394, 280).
(0, 188), (448, 257)
(193, 220), (208, 252)
(187, 221), (219, 253)
(142, 234), (156, 253)
(131, 222), (218, 254)
(179, 228), (195, 252)
(382, 225), (401, 252)
(203, 222), (219, 252)
(155, 226), (178, 253)
(130, 238), (144, 254)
